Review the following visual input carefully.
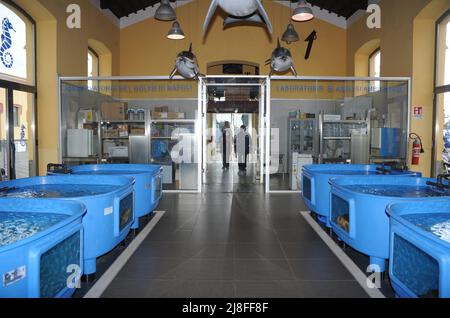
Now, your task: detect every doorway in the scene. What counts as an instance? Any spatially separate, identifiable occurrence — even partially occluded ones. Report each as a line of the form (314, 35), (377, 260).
(0, 87), (37, 180)
(205, 112), (257, 192)
(201, 77), (266, 193)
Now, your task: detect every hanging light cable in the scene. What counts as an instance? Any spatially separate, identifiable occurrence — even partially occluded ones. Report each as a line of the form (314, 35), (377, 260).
(168, 1), (185, 40)
(292, 0), (314, 22)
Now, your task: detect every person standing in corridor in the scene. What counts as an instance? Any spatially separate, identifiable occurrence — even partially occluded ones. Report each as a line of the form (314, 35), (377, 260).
(221, 121), (233, 170)
(235, 125), (252, 174)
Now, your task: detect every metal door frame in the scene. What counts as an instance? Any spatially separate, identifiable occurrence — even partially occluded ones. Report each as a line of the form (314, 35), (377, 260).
(200, 76), (268, 192)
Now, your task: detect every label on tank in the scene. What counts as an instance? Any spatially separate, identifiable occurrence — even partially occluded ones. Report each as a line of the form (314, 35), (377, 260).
(104, 206), (113, 216)
(3, 266), (26, 287)
(145, 183), (151, 190)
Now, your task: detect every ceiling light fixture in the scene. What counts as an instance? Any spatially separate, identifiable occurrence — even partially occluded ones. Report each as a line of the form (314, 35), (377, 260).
(292, 0), (314, 22)
(167, 21), (185, 40)
(282, 23), (299, 44)
(155, 0), (176, 21)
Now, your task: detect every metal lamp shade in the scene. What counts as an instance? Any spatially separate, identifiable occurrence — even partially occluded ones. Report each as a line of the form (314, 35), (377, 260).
(282, 23), (299, 44)
(167, 21), (185, 40)
(292, 0), (314, 22)
(155, 0), (176, 21)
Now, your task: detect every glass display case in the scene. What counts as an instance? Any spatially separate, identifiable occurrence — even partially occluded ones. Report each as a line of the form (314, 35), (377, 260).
(288, 118), (316, 155)
(288, 117), (317, 190)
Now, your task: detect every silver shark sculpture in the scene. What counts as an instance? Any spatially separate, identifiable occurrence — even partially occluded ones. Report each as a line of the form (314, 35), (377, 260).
(266, 39), (298, 77)
(203, 0), (273, 34)
(169, 43), (203, 80)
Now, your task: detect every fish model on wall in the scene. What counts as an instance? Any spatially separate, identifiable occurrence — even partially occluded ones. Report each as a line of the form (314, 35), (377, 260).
(266, 39), (298, 77)
(203, 0), (273, 34)
(169, 43), (204, 80)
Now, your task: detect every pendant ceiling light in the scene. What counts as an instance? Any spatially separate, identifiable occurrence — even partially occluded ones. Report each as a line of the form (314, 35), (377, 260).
(282, 23), (299, 44)
(167, 21), (185, 40)
(155, 0), (176, 21)
(292, 0), (314, 22)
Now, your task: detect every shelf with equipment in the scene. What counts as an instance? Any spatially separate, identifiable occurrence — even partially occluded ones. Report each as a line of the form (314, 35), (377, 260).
(149, 119), (197, 190)
(99, 111), (147, 162)
(287, 116), (318, 190)
(318, 112), (371, 164)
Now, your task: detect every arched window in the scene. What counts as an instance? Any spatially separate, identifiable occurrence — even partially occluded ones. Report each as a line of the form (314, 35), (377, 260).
(0, 1), (36, 180)
(434, 10), (450, 176)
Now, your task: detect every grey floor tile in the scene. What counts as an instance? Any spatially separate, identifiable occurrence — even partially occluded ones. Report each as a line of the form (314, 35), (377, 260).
(289, 259), (355, 281)
(235, 243), (285, 260)
(116, 258), (186, 280)
(235, 259), (295, 281)
(146, 229), (193, 243)
(151, 219), (197, 232)
(171, 259), (235, 280)
(190, 243), (235, 259)
(275, 228), (321, 243)
(290, 281), (369, 298)
(133, 242), (196, 259)
(190, 229), (234, 243)
(282, 242), (336, 259)
(231, 229), (279, 244)
(270, 219), (311, 231)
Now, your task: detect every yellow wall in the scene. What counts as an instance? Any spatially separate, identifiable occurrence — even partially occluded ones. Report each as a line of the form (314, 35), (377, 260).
(120, 0), (347, 77)
(347, 0), (431, 77)
(12, 0), (120, 175)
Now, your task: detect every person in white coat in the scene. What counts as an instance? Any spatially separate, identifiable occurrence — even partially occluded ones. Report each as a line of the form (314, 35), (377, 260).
(221, 121), (233, 170)
(235, 125), (252, 173)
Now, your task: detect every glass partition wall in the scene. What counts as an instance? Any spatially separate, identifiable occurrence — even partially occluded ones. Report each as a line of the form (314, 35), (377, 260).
(59, 77), (200, 192)
(268, 77), (410, 192)
(59, 76), (410, 193)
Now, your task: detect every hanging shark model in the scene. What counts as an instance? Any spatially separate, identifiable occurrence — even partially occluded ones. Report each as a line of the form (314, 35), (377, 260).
(265, 39), (298, 77)
(169, 43), (204, 80)
(203, 0), (273, 34)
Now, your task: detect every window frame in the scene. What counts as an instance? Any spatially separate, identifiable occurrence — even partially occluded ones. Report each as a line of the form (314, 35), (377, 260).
(432, 9), (450, 177)
(87, 47), (99, 91)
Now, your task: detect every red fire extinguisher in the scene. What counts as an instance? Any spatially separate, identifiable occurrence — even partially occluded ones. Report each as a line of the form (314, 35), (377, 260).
(410, 133), (424, 165)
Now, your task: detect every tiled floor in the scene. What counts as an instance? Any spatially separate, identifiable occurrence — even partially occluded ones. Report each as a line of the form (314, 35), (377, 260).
(101, 185), (369, 298)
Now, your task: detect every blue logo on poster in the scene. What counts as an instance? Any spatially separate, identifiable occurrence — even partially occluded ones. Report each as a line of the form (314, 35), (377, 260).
(0, 17), (15, 69)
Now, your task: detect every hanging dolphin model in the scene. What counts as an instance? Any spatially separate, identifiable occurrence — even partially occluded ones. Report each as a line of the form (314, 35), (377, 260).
(203, 0), (273, 34)
(265, 39), (298, 77)
(169, 43), (204, 80)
